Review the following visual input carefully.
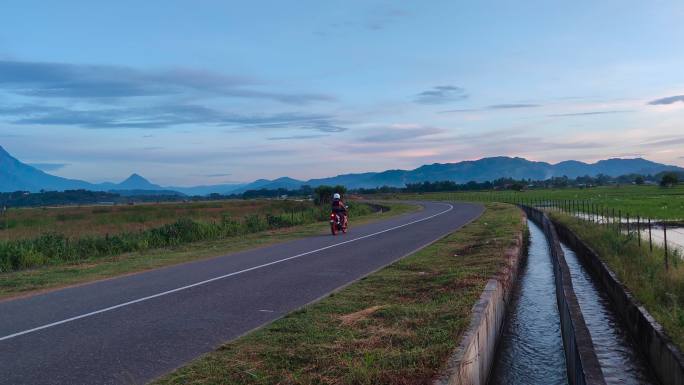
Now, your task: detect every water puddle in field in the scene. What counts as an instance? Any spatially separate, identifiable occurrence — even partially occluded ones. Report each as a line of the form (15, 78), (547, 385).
(546, 207), (684, 256)
(561, 242), (659, 384)
(489, 220), (568, 385)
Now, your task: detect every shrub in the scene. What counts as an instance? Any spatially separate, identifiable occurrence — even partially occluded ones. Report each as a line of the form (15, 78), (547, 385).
(0, 203), (379, 273)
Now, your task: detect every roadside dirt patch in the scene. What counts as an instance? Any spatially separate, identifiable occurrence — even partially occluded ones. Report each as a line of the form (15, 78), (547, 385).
(340, 305), (384, 325)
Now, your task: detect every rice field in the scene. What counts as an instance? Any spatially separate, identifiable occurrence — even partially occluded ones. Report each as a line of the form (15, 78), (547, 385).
(399, 185), (684, 220)
(0, 200), (317, 240)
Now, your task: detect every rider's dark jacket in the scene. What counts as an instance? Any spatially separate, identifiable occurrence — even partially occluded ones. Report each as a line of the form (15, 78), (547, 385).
(331, 198), (347, 214)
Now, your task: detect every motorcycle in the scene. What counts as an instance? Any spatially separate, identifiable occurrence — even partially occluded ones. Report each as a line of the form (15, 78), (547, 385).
(330, 212), (347, 235)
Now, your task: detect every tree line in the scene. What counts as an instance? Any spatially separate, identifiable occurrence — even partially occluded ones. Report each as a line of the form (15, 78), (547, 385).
(1, 171), (680, 208)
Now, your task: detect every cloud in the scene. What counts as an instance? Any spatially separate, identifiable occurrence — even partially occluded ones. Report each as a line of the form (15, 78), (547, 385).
(0, 60), (334, 104)
(361, 125), (444, 142)
(204, 173), (232, 177)
(487, 103), (540, 109)
(0, 103), (349, 132)
(548, 110), (632, 117)
(267, 134), (328, 140)
(364, 7), (408, 30)
(254, 118), (348, 133)
(28, 162), (69, 171)
(647, 95), (684, 105)
(437, 108), (480, 114)
(640, 136), (684, 147)
(438, 104), (540, 113)
(414, 85), (467, 105)
(324, 6), (408, 33)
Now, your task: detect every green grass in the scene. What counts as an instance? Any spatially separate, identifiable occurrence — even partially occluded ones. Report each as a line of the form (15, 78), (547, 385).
(0, 199), (325, 240)
(387, 184), (684, 220)
(0, 203), (375, 273)
(0, 202), (416, 300)
(549, 211), (684, 349)
(153, 203), (523, 385)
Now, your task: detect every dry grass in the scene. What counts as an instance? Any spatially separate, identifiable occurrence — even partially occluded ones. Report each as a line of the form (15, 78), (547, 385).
(154, 203), (523, 385)
(0, 200), (312, 240)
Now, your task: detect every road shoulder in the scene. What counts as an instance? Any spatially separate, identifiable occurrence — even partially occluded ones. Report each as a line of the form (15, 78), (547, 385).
(154, 203), (523, 385)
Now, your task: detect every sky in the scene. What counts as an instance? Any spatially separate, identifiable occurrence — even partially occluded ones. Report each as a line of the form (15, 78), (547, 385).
(1, 0), (683, 186)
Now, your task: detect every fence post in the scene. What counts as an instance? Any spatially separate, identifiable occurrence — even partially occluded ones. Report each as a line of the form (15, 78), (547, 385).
(618, 210), (622, 234)
(664, 223), (669, 271)
(626, 213), (630, 238)
(637, 216), (641, 247)
(602, 206), (606, 226)
(648, 218), (653, 252)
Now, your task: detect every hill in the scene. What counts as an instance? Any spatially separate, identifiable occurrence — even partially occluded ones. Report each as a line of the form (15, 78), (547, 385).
(2, 145), (682, 194)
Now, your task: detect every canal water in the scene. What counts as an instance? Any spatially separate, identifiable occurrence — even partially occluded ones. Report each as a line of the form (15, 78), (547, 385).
(561, 242), (659, 385)
(490, 219), (660, 385)
(489, 220), (568, 385)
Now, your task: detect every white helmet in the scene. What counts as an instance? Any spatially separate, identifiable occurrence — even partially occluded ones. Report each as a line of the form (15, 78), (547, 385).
(333, 193), (341, 200)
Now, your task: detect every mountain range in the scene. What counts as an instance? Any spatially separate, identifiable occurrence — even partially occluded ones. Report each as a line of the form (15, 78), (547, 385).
(1, 145), (682, 195)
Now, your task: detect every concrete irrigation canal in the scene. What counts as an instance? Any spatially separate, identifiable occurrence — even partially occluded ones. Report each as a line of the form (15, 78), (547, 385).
(486, 209), (670, 385)
(489, 220), (568, 384)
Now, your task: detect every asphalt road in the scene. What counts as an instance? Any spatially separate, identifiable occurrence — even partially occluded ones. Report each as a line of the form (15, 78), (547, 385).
(0, 201), (483, 385)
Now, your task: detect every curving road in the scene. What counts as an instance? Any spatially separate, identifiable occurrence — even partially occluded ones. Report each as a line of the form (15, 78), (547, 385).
(0, 201), (483, 385)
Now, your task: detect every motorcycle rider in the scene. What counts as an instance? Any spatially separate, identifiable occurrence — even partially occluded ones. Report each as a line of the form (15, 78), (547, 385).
(331, 193), (348, 226)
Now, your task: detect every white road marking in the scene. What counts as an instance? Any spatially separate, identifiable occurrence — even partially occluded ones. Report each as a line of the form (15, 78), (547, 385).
(0, 203), (454, 342)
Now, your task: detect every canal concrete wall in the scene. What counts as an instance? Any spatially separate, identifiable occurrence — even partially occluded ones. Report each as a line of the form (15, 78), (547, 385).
(553, 218), (684, 385)
(525, 207), (606, 385)
(434, 216), (525, 385)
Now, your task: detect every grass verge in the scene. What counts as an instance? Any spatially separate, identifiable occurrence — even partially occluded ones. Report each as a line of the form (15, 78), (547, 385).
(549, 211), (684, 349)
(153, 203), (523, 385)
(0, 202), (416, 300)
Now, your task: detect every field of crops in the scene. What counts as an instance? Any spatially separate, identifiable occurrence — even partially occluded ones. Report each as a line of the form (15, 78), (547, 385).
(399, 185), (684, 220)
(0, 200), (318, 240)
(0, 199), (375, 272)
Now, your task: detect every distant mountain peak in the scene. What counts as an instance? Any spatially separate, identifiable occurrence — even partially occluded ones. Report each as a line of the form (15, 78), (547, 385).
(123, 173), (147, 182)
(117, 173), (160, 189)
(1, 145), (683, 194)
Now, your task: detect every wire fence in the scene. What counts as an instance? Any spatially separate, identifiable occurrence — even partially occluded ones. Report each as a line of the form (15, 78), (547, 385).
(446, 193), (684, 270)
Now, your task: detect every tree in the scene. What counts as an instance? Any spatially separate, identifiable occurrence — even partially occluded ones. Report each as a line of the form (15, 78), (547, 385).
(314, 185), (348, 204)
(333, 185), (348, 197)
(510, 182), (525, 191)
(660, 172), (679, 187)
(314, 185), (334, 205)
(635, 176), (645, 185)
